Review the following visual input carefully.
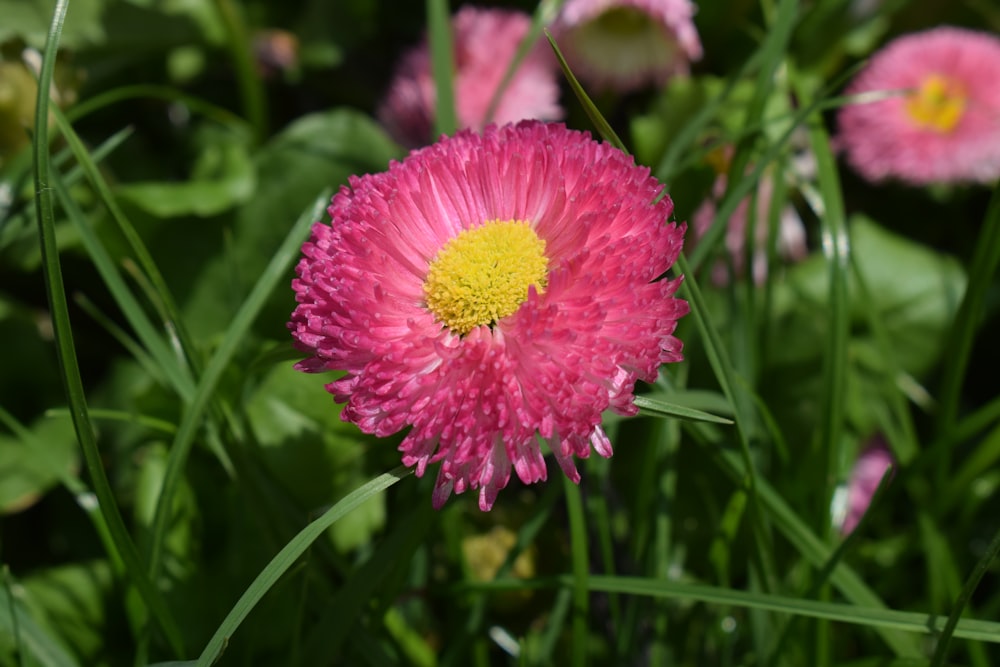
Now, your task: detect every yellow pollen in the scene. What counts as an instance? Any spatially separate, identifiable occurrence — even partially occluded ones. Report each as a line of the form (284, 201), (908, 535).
(424, 220), (548, 335)
(905, 74), (967, 134)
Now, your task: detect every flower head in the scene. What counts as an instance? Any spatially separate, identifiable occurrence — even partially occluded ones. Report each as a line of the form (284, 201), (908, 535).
(378, 7), (563, 148)
(837, 27), (1000, 185)
(289, 121), (688, 510)
(839, 437), (895, 535)
(551, 0), (702, 92)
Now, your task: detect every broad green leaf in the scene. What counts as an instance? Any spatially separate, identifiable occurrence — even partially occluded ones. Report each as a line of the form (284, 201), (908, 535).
(0, 0), (104, 48)
(116, 132), (256, 217)
(0, 416), (77, 514)
(0, 575), (79, 667)
(772, 216), (966, 377)
(18, 561), (115, 666)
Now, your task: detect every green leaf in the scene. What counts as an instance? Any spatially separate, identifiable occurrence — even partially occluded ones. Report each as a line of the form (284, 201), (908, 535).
(0, 0), (105, 49)
(0, 416), (77, 514)
(116, 133), (256, 217)
(195, 466), (412, 667)
(19, 561), (115, 666)
(773, 216), (966, 377)
(634, 395), (734, 424)
(0, 570), (79, 667)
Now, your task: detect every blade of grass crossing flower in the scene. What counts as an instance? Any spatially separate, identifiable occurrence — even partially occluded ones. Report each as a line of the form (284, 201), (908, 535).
(483, 0), (563, 126)
(935, 185), (1000, 477)
(31, 0), (185, 655)
(929, 522), (1000, 666)
(49, 166), (195, 400)
(427, 0), (456, 137)
(195, 466), (412, 666)
(48, 105), (202, 381)
(563, 475), (589, 667)
(147, 190), (331, 583)
(544, 31), (625, 152)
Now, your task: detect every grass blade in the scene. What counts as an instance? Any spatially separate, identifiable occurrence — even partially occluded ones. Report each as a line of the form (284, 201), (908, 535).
(545, 30), (625, 151)
(30, 0), (185, 655)
(146, 190), (331, 583)
(634, 395), (734, 424)
(48, 104), (202, 383)
(49, 163), (196, 400)
(195, 466), (412, 666)
(563, 476), (590, 667)
(929, 523), (1000, 666)
(934, 185), (1000, 469)
(427, 0), (456, 137)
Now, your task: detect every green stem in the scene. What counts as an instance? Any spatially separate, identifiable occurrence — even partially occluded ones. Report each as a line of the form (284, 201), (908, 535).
(215, 0), (268, 142)
(563, 476), (590, 667)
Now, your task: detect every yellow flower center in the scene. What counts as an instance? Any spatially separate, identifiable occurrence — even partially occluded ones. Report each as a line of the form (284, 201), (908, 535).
(424, 220), (548, 335)
(905, 74), (967, 134)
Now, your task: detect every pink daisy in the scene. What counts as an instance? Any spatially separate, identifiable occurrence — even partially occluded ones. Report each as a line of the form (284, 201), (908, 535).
(288, 121), (688, 510)
(691, 147), (808, 285)
(840, 438), (895, 535)
(378, 7), (563, 148)
(837, 27), (1000, 185)
(551, 0), (702, 93)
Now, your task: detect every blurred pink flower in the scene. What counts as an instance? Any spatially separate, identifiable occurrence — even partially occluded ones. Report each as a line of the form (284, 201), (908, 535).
(288, 122), (688, 510)
(551, 0), (702, 92)
(378, 7), (563, 148)
(253, 29), (299, 79)
(837, 27), (1000, 185)
(841, 439), (894, 535)
(691, 148), (808, 285)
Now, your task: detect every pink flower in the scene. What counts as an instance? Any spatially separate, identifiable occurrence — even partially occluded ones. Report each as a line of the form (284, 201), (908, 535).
(551, 0), (702, 92)
(841, 439), (895, 535)
(289, 122), (688, 510)
(378, 7), (563, 148)
(691, 148), (808, 285)
(837, 27), (1000, 185)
